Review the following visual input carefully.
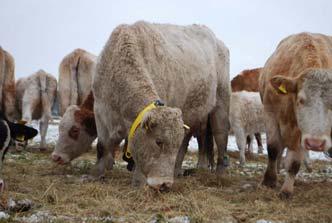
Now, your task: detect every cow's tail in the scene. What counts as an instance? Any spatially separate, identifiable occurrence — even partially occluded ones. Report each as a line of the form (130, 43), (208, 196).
(70, 57), (80, 106)
(0, 47), (5, 108)
(39, 72), (52, 121)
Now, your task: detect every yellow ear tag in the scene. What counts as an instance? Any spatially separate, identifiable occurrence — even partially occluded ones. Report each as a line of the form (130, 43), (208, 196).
(278, 84), (287, 94)
(16, 135), (25, 142)
(183, 124), (190, 130)
(18, 120), (27, 125)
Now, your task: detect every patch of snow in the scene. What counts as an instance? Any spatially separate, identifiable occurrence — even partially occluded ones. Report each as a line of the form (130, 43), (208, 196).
(0, 211), (9, 220)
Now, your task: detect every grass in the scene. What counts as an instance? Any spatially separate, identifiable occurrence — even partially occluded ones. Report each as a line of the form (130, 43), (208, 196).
(0, 147), (332, 222)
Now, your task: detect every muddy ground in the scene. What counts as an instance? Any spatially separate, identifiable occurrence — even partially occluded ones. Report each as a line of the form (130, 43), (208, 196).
(0, 142), (331, 223)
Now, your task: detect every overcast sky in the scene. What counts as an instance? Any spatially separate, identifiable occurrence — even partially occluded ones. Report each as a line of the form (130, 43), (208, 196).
(1, 0), (331, 79)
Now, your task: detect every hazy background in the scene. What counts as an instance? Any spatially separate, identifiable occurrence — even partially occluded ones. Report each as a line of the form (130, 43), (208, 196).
(1, 0), (331, 79)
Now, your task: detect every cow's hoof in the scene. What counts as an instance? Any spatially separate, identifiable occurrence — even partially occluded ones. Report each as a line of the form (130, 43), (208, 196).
(279, 191), (293, 200)
(183, 168), (197, 176)
(261, 178), (277, 188)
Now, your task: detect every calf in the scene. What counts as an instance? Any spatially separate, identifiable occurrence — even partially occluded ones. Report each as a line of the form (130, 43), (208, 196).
(0, 112), (37, 192)
(231, 68), (264, 153)
(229, 91), (265, 165)
(16, 70), (57, 150)
(0, 47), (16, 120)
(260, 32), (332, 198)
(58, 49), (96, 116)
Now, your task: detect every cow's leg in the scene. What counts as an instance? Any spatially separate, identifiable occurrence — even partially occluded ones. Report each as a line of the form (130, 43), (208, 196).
(255, 133), (264, 154)
(235, 129), (246, 166)
(280, 148), (303, 199)
(94, 111), (120, 178)
(174, 133), (191, 176)
(197, 123), (209, 169)
(210, 105), (230, 175)
(39, 117), (49, 150)
(248, 134), (254, 154)
(303, 150), (312, 173)
(262, 112), (282, 188)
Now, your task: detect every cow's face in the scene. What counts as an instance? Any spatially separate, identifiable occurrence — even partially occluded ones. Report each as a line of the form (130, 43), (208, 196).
(52, 105), (97, 164)
(131, 107), (184, 191)
(271, 69), (332, 152)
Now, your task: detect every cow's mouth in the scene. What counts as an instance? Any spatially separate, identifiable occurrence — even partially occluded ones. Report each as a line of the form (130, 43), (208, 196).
(304, 138), (326, 151)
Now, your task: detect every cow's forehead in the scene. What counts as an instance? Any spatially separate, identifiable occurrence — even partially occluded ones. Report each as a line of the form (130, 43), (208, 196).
(300, 70), (332, 94)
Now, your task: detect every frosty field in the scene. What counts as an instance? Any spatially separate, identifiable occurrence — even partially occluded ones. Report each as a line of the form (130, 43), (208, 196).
(0, 121), (331, 223)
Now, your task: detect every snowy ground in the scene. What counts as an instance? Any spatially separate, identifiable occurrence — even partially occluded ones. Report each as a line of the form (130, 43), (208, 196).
(31, 119), (331, 161)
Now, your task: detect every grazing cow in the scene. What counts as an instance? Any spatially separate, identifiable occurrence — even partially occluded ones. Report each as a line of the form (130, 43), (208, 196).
(259, 32), (332, 198)
(230, 91), (265, 165)
(16, 70), (57, 150)
(0, 47), (16, 121)
(52, 92), (97, 164)
(94, 21), (230, 190)
(58, 49), (97, 116)
(231, 68), (264, 153)
(0, 112), (37, 192)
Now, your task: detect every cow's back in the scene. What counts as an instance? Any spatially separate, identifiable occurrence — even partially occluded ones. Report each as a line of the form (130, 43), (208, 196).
(58, 49), (96, 115)
(17, 70), (57, 120)
(0, 48), (16, 120)
(231, 68), (262, 92)
(95, 21), (229, 128)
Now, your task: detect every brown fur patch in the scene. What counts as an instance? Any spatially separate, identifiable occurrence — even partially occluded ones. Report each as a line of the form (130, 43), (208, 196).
(231, 68), (262, 92)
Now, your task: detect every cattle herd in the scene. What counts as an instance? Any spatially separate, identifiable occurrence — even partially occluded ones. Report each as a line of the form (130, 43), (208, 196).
(0, 21), (332, 199)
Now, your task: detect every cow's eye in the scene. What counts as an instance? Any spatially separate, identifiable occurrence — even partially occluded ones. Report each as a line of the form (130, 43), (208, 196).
(298, 97), (305, 105)
(156, 140), (163, 148)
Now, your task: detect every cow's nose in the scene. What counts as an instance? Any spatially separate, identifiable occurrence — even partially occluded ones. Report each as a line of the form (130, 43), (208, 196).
(51, 153), (63, 164)
(159, 182), (172, 192)
(305, 138), (326, 151)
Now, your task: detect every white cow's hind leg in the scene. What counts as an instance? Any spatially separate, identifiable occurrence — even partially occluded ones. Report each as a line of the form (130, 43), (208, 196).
(39, 116), (49, 150)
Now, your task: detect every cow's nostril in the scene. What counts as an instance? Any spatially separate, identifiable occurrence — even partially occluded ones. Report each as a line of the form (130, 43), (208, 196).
(159, 183), (171, 192)
(51, 154), (61, 162)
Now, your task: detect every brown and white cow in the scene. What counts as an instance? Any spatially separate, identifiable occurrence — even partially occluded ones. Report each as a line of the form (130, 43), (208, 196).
(259, 32), (332, 198)
(231, 68), (263, 153)
(0, 47), (16, 121)
(94, 21), (230, 190)
(58, 49), (97, 116)
(16, 70), (57, 150)
(52, 92), (97, 164)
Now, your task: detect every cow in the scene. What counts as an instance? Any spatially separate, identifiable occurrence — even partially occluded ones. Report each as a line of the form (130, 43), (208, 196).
(230, 91), (265, 165)
(58, 49), (97, 116)
(259, 32), (332, 198)
(51, 91), (97, 164)
(0, 47), (16, 121)
(231, 68), (264, 154)
(93, 21), (230, 190)
(0, 111), (37, 192)
(15, 70), (57, 150)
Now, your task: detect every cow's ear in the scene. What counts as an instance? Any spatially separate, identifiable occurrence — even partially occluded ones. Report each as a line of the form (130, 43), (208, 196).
(9, 123), (38, 141)
(270, 75), (297, 94)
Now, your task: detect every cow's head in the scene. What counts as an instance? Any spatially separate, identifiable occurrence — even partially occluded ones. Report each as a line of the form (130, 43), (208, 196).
(271, 68), (332, 152)
(131, 106), (185, 191)
(52, 105), (97, 164)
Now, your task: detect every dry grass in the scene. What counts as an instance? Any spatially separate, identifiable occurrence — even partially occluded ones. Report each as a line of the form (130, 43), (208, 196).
(1, 147), (332, 223)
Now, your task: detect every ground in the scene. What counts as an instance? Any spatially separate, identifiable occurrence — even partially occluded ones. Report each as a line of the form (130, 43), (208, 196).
(0, 121), (331, 223)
